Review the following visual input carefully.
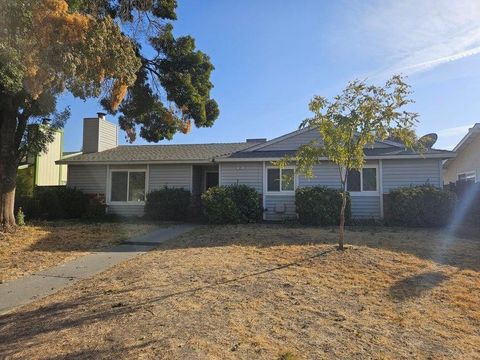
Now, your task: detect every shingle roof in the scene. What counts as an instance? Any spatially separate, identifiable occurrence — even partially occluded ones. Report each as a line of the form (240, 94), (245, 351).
(58, 142), (260, 164)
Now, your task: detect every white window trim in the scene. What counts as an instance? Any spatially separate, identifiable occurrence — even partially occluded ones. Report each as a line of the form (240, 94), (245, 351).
(457, 170), (476, 182)
(265, 166), (297, 195)
(347, 165), (379, 196)
(107, 168), (148, 205)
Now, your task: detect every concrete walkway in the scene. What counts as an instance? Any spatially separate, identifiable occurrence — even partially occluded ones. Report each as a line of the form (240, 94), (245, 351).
(0, 224), (197, 315)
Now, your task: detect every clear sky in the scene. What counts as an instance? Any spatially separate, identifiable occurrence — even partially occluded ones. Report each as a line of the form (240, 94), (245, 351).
(60, 0), (480, 152)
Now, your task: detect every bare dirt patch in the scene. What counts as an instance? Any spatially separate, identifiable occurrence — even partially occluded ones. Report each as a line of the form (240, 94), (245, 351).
(0, 225), (479, 359)
(0, 221), (157, 282)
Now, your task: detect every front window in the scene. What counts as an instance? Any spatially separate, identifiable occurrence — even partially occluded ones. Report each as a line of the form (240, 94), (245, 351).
(267, 167), (295, 192)
(458, 171), (476, 183)
(110, 170), (146, 203)
(347, 167), (377, 192)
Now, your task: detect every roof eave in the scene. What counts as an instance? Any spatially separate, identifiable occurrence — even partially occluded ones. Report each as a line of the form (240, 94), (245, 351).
(216, 153), (456, 162)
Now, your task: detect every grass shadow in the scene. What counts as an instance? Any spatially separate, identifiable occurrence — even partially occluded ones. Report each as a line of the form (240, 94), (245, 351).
(389, 271), (448, 301)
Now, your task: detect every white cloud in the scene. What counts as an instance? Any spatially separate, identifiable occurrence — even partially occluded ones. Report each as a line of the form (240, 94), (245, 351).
(437, 124), (473, 137)
(434, 124), (473, 149)
(343, 0), (480, 77)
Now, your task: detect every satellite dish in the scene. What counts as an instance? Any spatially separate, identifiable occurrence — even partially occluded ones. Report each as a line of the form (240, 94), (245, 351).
(418, 133), (438, 148)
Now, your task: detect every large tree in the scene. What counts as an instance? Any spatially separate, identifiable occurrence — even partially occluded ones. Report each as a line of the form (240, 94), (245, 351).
(0, 0), (219, 227)
(277, 75), (418, 250)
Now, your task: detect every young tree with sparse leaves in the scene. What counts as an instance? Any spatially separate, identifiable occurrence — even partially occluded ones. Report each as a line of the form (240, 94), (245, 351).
(277, 75), (419, 250)
(0, 0), (219, 228)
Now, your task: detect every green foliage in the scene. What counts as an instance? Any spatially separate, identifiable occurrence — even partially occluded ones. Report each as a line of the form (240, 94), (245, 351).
(84, 194), (108, 220)
(36, 187), (88, 220)
(295, 186), (351, 226)
(293, 76), (419, 179)
(201, 185), (262, 224)
(145, 187), (191, 221)
(16, 207), (25, 226)
(388, 185), (457, 227)
(0, 0), (219, 226)
(15, 166), (35, 197)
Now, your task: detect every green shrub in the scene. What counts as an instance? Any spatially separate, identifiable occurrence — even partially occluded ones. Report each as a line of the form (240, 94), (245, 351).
(201, 185), (262, 224)
(145, 187), (191, 221)
(84, 194), (108, 220)
(388, 185), (457, 227)
(36, 186), (88, 220)
(295, 186), (351, 226)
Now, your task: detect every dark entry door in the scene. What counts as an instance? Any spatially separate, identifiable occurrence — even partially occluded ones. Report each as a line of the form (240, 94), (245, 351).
(205, 172), (219, 190)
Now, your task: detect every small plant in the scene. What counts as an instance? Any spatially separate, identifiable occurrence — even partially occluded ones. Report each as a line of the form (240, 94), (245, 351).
(277, 351), (298, 360)
(16, 207), (25, 226)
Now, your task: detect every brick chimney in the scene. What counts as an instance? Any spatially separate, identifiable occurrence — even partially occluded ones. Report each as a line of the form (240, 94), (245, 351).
(82, 113), (118, 153)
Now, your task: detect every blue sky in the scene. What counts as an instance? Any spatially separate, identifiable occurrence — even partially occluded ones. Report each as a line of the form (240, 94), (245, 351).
(60, 0), (480, 151)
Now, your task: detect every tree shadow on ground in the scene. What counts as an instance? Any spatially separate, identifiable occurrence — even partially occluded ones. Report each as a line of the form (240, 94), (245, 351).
(388, 271), (449, 301)
(146, 224), (480, 272)
(0, 294), (143, 357)
(18, 223), (480, 272)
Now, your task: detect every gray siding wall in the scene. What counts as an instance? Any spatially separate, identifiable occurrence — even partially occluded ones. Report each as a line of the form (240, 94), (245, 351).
(108, 204), (144, 217)
(382, 159), (442, 193)
(264, 195), (296, 221)
(351, 196), (381, 219)
(220, 162), (263, 192)
(149, 164), (192, 191)
(67, 165), (107, 194)
(98, 119), (118, 152)
(298, 163), (342, 188)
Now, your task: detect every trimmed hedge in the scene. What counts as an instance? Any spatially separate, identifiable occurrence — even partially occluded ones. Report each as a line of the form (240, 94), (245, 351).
(201, 184), (262, 224)
(295, 186), (351, 226)
(36, 187), (88, 220)
(387, 185), (456, 227)
(145, 187), (191, 221)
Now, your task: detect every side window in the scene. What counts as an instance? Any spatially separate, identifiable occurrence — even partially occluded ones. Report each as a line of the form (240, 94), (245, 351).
(267, 168), (280, 191)
(347, 170), (361, 192)
(111, 171), (128, 201)
(362, 168), (377, 191)
(347, 167), (377, 192)
(267, 168), (295, 192)
(110, 171), (146, 202)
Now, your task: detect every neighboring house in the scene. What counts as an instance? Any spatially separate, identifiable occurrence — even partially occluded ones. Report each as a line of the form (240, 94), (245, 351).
(17, 127), (81, 196)
(58, 114), (455, 220)
(443, 123), (480, 184)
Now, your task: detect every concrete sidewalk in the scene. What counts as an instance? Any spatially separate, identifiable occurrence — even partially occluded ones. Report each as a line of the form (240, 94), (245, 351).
(0, 224), (197, 315)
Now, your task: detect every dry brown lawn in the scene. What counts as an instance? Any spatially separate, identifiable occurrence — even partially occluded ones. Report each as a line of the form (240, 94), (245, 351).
(0, 221), (157, 282)
(0, 224), (479, 359)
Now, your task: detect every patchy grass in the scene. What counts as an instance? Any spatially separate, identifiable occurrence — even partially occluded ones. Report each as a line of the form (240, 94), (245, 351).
(0, 224), (479, 359)
(0, 221), (158, 282)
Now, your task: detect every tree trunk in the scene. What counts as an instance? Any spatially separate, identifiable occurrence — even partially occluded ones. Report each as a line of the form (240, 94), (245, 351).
(338, 190), (346, 250)
(0, 106), (20, 229)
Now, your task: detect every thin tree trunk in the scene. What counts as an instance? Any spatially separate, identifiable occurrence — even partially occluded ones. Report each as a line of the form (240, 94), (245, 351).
(338, 191), (347, 250)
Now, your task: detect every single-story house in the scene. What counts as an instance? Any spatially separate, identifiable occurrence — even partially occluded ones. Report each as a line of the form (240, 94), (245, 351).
(58, 114), (456, 220)
(443, 123), (480, 184)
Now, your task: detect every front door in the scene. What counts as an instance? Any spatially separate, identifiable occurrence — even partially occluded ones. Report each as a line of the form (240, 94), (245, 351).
(205, 172), (219, 190)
